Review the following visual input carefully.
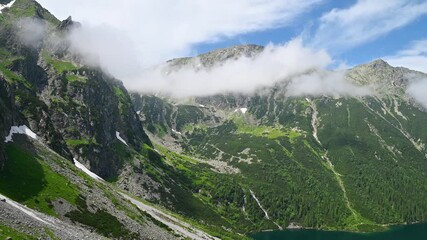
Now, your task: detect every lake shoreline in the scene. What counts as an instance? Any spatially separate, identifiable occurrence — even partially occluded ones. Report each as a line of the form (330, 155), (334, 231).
(250, 222), (427, 240)
(254, 220), (422, 234)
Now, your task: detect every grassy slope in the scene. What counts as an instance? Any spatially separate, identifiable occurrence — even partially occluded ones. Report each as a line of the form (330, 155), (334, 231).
(142, 95), (427, 234)
(0, 224), (37, 240)
(0, 140), (148, 238)
(0, 139), (244, 238)
(0, 144), (80, 216)
(0, 1), (238, 238)
(133, 143), (249, 239)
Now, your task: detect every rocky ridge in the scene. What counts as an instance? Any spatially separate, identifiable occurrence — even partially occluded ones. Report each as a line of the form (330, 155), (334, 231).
(168, 44), (264, 70)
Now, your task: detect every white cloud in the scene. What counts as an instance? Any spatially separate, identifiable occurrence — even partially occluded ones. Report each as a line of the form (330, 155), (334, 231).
(66, 24), (143, 79)
(407, 79), (427, 109)
(37, 0), (322, 68)
(286, 70), (372, 97)
(15, 18), (46, 48)
(311, 0), (427, 52)
(125, 39), (370, 98)
(385, 39), (427, 73)
(386, 40), (427, 109)
(29, 0), (395, 99)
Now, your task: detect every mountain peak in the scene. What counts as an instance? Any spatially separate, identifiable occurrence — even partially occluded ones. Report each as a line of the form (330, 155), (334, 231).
(197, 44), (264, 61)
(368, 59), (391, 68)
(58, 15), (81, 31)
(168, 44), (264, 69)
(347, 58), (413, 92)
(351, 58), (393, 72)
(2, 0), (60, 25)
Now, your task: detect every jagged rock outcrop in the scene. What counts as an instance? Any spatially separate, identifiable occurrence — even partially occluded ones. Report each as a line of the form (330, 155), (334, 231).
(58, 16), (81, 31)
(348, 59), (426, 95)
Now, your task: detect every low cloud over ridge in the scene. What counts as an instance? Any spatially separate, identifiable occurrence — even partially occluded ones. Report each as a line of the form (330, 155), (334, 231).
(125, 39), (372, 98)
(407, 79), (427, 109)
(15, 17), (421, 103)
(38, 0), (322, 67)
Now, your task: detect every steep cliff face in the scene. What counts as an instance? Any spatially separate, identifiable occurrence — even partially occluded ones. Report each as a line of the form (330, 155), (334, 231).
(37, 58), (152, 178)
(0, 0), (151, 179)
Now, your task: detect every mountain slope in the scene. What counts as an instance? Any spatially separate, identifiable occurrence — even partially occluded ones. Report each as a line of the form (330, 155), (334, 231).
(1, 0), (427, 238)
(131, 47), (427, 233)
(0, 0), (154, 179)
(0, 135), (177, 239)
(0, 1), (236, 239)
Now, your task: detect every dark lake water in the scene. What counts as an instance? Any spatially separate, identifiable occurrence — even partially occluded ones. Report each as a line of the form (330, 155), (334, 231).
(251, 223), (427, 240)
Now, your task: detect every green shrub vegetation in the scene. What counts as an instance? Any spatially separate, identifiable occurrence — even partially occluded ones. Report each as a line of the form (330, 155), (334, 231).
(0, 58), (32, 89)
(137, 94), (427, 233)
(113, 86), (125, 99)
(42, 52), (78, 74)
(65, 139), (91, 146)
(65, 74), (87, 83)
(0, 224), (36, 239)
(65, 196), (138, 238)
(0, 144), (80, 216)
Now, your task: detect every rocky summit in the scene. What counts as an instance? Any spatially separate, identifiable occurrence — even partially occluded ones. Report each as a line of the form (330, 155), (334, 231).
(1, 0), (427, 239)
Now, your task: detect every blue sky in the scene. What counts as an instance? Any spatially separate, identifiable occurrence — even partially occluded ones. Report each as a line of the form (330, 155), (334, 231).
(195, 0), (355, 54)
(38, 0), (427, 73)
(195, 0), (427, 68)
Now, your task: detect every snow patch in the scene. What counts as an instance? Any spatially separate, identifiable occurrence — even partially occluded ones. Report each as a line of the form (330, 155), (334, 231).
(250, 190), (270, 220)
(73, 158), (103, 181)
(0, 193), (49, 225)
(234, 108), (248, 114)
(171, 129), (182, 135)
(198, 104), (205, 108)
(4, 125), (37, 143)
(0, 0), (16, 13)
(250, 189), (283, 230)
(116, 131), (128, 146)
(136, 110), (141, 114)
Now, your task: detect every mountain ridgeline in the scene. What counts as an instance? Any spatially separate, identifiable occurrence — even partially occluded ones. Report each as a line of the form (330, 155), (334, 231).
(131, 46), (427, 232)
(0, 0), (427, 239)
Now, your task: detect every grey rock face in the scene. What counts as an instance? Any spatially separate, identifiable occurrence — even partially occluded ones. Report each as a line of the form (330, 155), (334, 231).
(347, 58), (427, 95)
(0, 0), (13, 5)
(58, 16), (81, 31)
(168, 44), (264, 69)
(0, 1), (151, 179)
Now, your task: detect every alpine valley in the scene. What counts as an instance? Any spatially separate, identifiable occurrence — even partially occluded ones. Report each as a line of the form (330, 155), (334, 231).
(1, 0), (427, 239)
